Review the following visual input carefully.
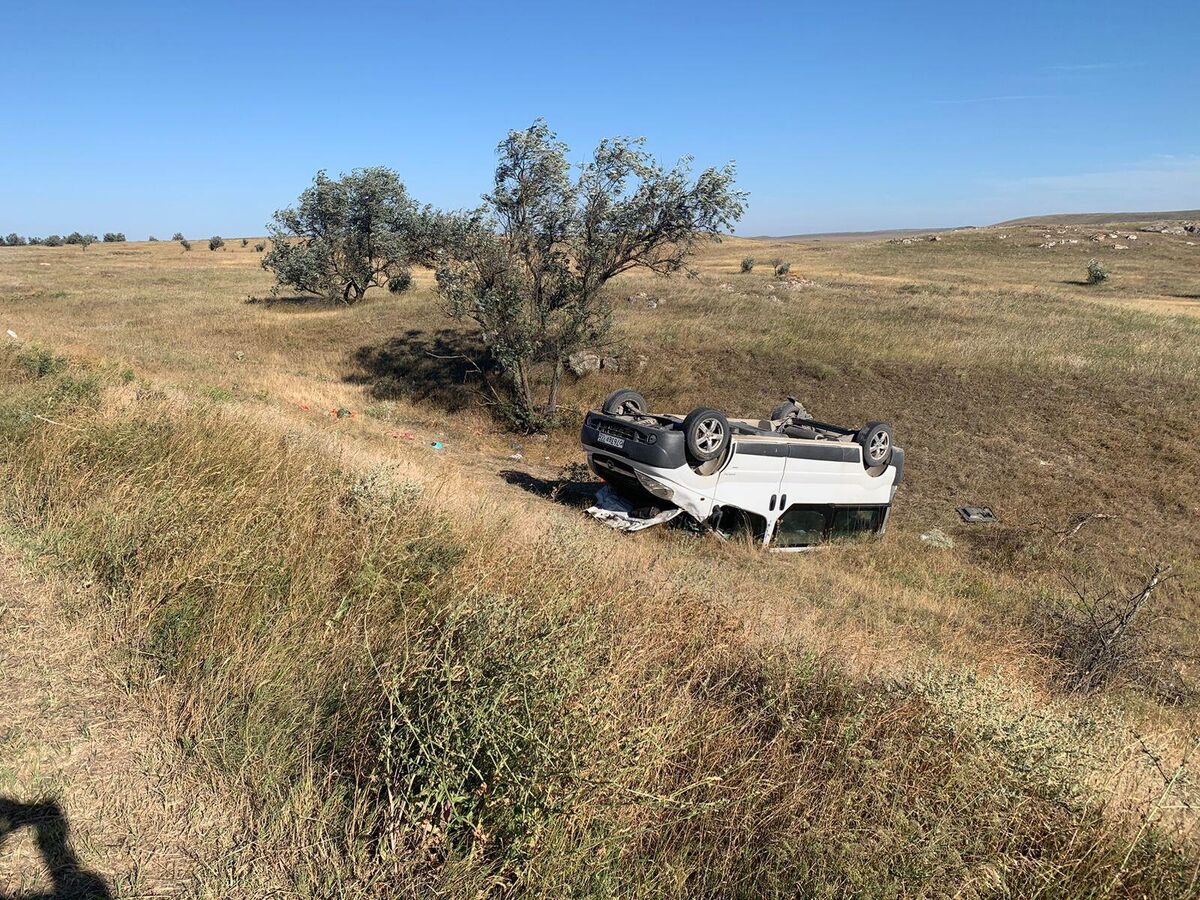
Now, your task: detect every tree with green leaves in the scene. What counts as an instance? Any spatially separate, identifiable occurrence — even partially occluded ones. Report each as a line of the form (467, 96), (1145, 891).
(263, 167), (440, 303)
(102, 232), (126, 242)
(4, 234), (26, 246)
(209, 235), (225, 251)
(435, 119), (745, 429)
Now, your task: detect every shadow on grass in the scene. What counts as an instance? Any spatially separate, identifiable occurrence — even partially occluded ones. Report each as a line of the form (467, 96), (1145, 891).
(500, 469), (600, 509)
(345, 328), (490, 412)
(244, 293), (345, 309)
(0, 798), (111, 899)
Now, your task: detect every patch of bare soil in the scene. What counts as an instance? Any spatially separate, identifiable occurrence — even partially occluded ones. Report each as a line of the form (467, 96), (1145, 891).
(0, 543), (221, 899)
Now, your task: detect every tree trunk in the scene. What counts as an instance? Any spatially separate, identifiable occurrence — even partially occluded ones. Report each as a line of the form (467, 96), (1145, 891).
(545, 357), (563, 417)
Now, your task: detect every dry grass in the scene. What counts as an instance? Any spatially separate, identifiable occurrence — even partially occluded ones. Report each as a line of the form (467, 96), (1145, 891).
(1, 349), (1197, 896)
(1, 226), (1199, 893)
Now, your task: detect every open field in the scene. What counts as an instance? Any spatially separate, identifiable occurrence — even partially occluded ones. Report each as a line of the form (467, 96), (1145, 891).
(2, 223), (1199, 895)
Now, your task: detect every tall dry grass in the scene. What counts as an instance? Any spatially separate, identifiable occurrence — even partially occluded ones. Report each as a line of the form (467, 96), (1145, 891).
(2, 345), (1197, 896)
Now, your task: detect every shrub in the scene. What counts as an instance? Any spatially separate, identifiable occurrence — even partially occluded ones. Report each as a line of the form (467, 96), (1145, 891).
(740, 256), (755, 273)
(241, 237), (249, 247)
(437, 119), (744, 429)
(774, 259), (791, 276)
(254, 242), (265, 253)
(1040, 564), (1177, 695)
(27, 237), (42, 245)
(1086, 258), (1108, 284)
(209, 235), (225, 251)
(180, 239), (192, 251)
(102, 232), (126, 243)
(4, 233), (26, 246)
(43, 235), (64, 247)
(387, 272), (412, 294)
(264, 167), (441, 303)
(172, 232), (185, 241)
(148, 235), (159, 242)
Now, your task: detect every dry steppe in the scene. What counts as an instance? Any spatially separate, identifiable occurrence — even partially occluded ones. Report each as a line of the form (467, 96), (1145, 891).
(1, 220), (1198, 896)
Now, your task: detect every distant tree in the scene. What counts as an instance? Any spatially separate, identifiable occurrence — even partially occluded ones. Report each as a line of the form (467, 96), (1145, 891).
(263, 167), (441, 303)
(241, 237), (249, 247)
(43, 235), (64, 247)
(172, 232), (185, 241)
(740, 256), (755, 273)
(1086, 259), (1109, 284)
(209, 235), (225, 251)
(436, 119), (745, 428)
(148, 235), (159, 242)
(102, 232), (126, 242)
(254, 242), (265, 252)
(3, 233), (24, 246)
(65, 232), (84, 245)
(180, 238), (192, 251)
(27, 236), (42, 245)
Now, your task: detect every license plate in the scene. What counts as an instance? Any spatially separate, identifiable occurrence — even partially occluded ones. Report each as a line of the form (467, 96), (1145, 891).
(597, 433), (625, 449)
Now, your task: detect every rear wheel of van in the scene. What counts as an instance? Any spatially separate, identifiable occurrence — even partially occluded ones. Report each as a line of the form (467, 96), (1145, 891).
(683, 407), (731, 463)
(602, 388), (648, 416)
(855, 421), (893, 470)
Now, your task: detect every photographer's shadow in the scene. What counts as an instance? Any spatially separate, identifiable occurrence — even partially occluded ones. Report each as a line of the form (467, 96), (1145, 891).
(0, 799), (110, 900)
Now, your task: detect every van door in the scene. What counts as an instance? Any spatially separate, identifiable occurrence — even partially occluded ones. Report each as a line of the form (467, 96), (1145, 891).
(712, 438), (789, 521)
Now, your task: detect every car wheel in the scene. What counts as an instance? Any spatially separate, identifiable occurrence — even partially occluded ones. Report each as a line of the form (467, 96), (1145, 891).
(602, 388), (648, 416)
(683, 407), (731, 462)
(855, 421), (893, 469)
(770, 398), (809, 422)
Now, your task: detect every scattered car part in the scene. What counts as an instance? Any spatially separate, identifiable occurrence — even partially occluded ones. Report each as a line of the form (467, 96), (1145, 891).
(956, 506), (997, 524)
(585, 485), (683, 532)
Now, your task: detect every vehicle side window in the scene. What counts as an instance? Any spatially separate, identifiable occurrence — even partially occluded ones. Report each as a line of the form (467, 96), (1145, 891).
(773, 505), (828, 548)
(829, 506), (886, 537)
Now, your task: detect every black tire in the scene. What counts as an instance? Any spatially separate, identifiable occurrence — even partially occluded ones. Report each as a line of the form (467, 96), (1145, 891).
(855, 421), (893, 469)
(683, 407), (731, 462)
(602, 388), (648, 417)
(770, 397), (809, 422)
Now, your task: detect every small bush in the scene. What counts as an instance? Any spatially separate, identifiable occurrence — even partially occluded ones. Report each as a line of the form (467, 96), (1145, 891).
(102, 232), (126, 243)
(209, 235), (225, 251)
(387, 272), (413, 294)
(172, 232), (185, 241)
(254, 242), (265, 253)
(774, 260), (791, 276)
(43, 235), (64, 247)
(1039, 564), (1177, 695)
(241, 238), (249, 247)
(740, 256), (755, 273)
(1086, 259), (1108, 284)
(180, 239), (192, 251)
(148, 235), (159, 242)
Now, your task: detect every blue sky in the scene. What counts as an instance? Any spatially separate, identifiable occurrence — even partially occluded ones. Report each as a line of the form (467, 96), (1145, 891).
(1, 0), (1197, 237)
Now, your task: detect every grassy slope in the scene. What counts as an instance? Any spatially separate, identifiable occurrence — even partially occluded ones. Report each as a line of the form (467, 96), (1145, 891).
(1, 229), (1199, 893)
(996, 211), (1200, 226)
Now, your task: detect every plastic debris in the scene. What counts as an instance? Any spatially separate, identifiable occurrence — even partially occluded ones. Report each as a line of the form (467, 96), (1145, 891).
(956, 506), (998, 524)
(586, 485), (683, 533)
(5, 330), (17, 340)
(430, 441), (444, 450)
